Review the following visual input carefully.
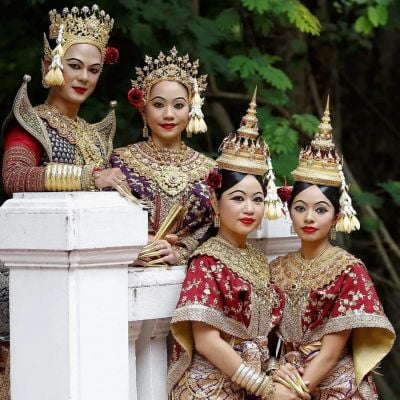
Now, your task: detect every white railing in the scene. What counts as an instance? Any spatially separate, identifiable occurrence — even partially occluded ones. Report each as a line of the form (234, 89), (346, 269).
(0, 192), (299, 400)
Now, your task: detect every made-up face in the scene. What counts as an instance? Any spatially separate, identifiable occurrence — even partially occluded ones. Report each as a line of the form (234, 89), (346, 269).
(142, 80), (189, 147)
(290, 184), (336, 244)
(217, 175), (265, 245)
(50, 43), (102, 106)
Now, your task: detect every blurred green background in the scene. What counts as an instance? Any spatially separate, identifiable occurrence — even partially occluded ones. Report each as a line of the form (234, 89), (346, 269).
(0, 1), (399, 397)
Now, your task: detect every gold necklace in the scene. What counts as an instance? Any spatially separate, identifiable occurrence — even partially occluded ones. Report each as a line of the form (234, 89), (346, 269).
(35, 103), (106, 166)
(146, 137), (189, 196)
(296, 245), (332, 279)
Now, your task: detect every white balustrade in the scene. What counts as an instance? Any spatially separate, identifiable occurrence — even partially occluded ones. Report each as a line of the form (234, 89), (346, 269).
(0, 192), (299, 400)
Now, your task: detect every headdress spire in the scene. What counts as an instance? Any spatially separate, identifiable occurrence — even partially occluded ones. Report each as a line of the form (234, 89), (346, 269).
(291, 96), (360, 233)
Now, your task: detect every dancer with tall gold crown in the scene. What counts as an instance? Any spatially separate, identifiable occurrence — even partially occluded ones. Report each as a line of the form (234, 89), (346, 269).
(168, 90), (308, 400)
(111, 47), (217, 266)
(270, 98), (395, 399)
(1, 4), (126, 196)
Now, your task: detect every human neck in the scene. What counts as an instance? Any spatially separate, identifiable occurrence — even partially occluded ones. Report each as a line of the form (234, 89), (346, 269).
(300, 239), (331, 260)
(46, 93), (80, 120)
(217, 229), (247, 249)
(150, 135), (182, 151)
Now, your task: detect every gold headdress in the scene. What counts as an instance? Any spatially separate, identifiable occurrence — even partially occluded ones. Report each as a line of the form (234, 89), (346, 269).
(216, 88), (283, 220)
(43, 5), (114, 87)
(129, 46), (207, 137)
(291, 97), (360, 233)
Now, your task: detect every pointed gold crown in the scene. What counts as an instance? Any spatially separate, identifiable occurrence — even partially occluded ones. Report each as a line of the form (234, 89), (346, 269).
(131, 46), (207, 103)
(216, 88), (269, 176)
(292, 97), (342, 187)
(45, 5), (113, 59)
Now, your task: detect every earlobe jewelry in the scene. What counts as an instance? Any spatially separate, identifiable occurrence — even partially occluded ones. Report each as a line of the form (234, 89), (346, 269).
(142, 115), (149, 138)
(330, 226), (337, 241)
(214, 214), (220, 228)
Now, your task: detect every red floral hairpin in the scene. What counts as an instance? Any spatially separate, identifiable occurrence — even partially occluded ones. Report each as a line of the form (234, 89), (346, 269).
(277, 177), (292, 204)
(206, 170), (222, 190)
(105, 47), (119, 65)
(128, 88), (144, 108)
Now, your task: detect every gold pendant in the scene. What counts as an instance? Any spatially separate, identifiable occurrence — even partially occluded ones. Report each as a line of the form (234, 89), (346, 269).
(155, 165), (189, 196)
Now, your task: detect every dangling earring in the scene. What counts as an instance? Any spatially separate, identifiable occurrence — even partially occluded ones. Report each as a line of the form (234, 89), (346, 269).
(214, 214), (220, 228)
(330, 227), (336, 241)
(142, 116), (148, 138)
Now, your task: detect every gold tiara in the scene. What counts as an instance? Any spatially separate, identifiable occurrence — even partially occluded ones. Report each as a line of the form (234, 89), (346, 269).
(45, 5), (113, 59)
(131, 46), (207, 103)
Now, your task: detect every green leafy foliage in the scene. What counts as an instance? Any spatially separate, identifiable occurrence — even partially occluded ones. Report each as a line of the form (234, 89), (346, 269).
(351, 189), (383, 208)
(379, 181), (400, 205)
(292, 114), (320, 137)
(360, 215), (381, 232)
(262, 117), (299, 155)
(285, 1), (322, 35)
(241, 0), (269, 14)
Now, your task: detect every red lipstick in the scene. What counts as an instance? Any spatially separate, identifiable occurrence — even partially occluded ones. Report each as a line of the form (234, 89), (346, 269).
(72, 86), (88, 94)
(240, 218), (255, 225)
(160, 123), (176, 130)
(302, 226), (317, 234)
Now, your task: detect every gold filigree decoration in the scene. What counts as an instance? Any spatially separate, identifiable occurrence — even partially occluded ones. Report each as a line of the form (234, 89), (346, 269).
(35, 103), (107, 166)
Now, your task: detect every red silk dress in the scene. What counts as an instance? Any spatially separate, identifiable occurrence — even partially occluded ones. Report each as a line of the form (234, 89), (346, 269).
(168, 236), (284, 399)
(270, 246), (395, 399)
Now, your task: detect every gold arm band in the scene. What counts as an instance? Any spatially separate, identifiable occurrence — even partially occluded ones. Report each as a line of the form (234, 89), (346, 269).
(45, 163), (82, 191)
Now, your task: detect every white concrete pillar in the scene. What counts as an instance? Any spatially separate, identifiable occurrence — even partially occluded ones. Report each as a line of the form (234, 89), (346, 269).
(0, 192), (148, 400)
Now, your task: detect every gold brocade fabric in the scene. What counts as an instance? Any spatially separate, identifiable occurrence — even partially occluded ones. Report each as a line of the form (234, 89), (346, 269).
(270, 246), (359, 342)
(35, 103), (107, 166)
(191, 236), (271, 303)
(113, 141), (216, 196)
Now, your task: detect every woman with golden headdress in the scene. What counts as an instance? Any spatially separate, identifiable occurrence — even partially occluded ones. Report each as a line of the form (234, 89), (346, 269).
(110, 47), (216, 266)
(1, 4), (125, 196)
(168, 92), (308, 400)
(270, 100), (395, 399)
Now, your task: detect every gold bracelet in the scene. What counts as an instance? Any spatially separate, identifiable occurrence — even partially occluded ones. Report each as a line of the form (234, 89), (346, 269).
(256, 375), (274, 398)
(231, 362), (246, 382)
(81, 164), (97, 191)
(45, 163), (82, 191)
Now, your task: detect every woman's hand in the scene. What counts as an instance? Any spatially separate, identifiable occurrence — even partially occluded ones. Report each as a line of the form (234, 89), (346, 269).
(137, 239), (179, 265)
(273, 363), (310, 400)
(94, 167), (126, 190)
(273, 382), (305, 400)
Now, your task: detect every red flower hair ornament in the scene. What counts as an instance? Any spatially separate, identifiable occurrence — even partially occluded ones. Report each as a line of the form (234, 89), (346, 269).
(206, 170), (222, 190)
(105, 47), (119, 65)
(128, 88), (144, 108)
(277, 178), (292, 204)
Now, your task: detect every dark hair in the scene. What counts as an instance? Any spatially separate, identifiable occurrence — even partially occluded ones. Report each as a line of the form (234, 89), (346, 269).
(287, 181), (340, 215)
(214, 170), (264, 199)
(199, 169), (264, 244)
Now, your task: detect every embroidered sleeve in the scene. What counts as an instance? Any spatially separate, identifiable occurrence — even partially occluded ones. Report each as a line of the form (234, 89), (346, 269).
(2, 128), (46, 195)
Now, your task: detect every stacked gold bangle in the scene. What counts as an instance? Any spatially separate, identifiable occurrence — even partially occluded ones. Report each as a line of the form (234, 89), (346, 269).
(81, 164), (98, 191)
(231, 362), (275, 399)
(44, 163), (82, 191)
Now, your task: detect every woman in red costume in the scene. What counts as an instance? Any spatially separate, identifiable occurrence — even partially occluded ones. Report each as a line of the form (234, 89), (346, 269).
(1, 4), (124, 196)
(270, 100), (395, 399)
(168, 91), (308, 400)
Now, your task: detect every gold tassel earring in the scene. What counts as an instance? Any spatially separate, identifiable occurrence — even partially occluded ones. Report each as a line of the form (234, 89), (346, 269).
(330, 227), (337, 241)
(214, 214), (220, 228)
(142, 116), (149, 138)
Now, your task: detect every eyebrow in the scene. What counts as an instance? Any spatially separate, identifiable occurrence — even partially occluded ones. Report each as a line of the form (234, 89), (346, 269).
(149, 96), (188, 102)
(65, 57), (101, 67)
(227, 190), (264, 197)
(294, 200), (332, 207)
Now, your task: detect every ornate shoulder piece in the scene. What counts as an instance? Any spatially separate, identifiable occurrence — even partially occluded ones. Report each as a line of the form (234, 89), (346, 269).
(91, 100), (117, 159)
(1, 75), (53, 160)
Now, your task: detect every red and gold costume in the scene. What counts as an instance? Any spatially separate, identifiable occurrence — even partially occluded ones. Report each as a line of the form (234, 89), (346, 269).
(1, 5), (116, 196)
(270, 246), (395, 399)
(168, 236), (284, 399)
(1, 77), (116, 196)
